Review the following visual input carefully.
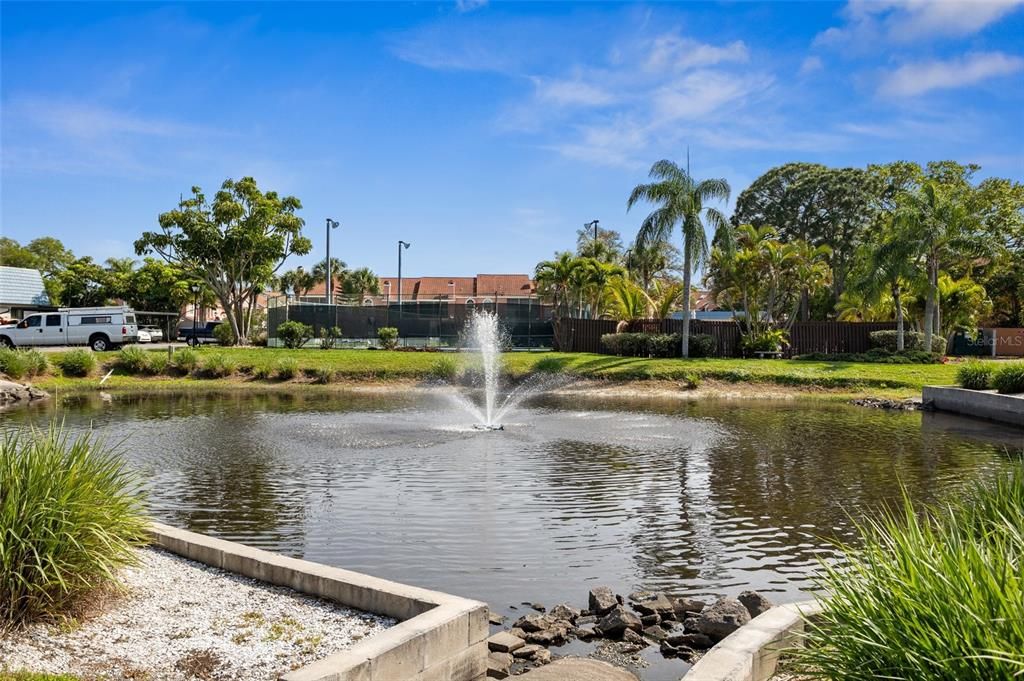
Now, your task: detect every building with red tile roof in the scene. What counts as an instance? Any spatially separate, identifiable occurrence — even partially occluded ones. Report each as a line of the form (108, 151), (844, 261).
(303, 274), (536, 305)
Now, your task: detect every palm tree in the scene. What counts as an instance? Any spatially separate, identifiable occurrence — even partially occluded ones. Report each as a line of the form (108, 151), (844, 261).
(535, 252), (584, 350)
(278, 266), (317, 298)
(862, 234), (919, 350)
(628, 160), (730, 357)
(312, 257), (348, 294)
(607, 277), (650, 331)
(623, 240), (681, 291)
(343, 267), (380, 297)
(648, 279), (686, 319)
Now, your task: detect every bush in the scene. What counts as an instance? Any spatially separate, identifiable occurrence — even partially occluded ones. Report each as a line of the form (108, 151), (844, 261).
(957, 361), (996, 390)
(741, 329), (788, 353)
(0, 426), (147, 627)
(429, 355), (460, 380)
(52, 349), (96, 377)
(200, 353), (237, 378)
(991, 362), (1024, 395)
(792, 473), (1024, 680)
(115, 346), (150, 374)
(276, 357), (299, 380)
(312, 367), (334, 384)
(318, 326), (342, 350)
(171, 347), (199, 374)
(794, 349), (941, 364)
(0, 348), (49, 380)
(252, 363), (274, 380)
(869, 330), (948, 354)
(377, 327), (400, 350)
(688, 333), (715, 358)
(213, 322), (236, 346)
(147, 353), (169, 375)
(276, 321), (313, 349)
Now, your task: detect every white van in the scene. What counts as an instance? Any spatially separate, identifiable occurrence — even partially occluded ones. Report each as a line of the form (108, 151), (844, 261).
(0, 306), (139, 351)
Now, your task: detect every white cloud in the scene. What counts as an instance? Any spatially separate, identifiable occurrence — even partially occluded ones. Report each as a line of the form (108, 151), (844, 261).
(878, 51), (1024, 96)
(799, 56), (824, 76)
(10, 97), (209, 142)
(644, 35), (749, 72)
(817, 0), (1024, 46)
(456, 0), (488, 12)
(652, 71), (770, 124)
(532, 78), (616, 107)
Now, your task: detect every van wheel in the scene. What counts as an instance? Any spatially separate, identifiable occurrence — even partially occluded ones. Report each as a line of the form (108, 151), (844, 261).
(89, 334), (111, 352)
(0, 336), (13, 348)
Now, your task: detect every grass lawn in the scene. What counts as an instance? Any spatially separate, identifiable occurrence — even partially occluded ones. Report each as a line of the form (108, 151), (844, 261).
(31, 347), (964, 397)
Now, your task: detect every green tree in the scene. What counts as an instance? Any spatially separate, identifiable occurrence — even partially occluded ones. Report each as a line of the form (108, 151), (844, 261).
(136, 177), (312, 344)
(55, 257), (111, 308)
(343, 267), (380, 296)
(575, 226), (623, 263)
(628, 159), (730, 357)
(278, 266), (317, 297)
(123, 258), (194, 312)
(535, 251), (585, 350)
(311, 257), (348, 294)
(623, 239), (681, 291)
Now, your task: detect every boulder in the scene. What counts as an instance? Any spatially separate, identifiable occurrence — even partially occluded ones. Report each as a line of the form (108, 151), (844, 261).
(489, 652), (513, 669)
(596, 605), (642, 638)
(488, 631), (526, 653)
(549, 603), (581, 621)
(622, 628), (645, 645)
(588, 586), (618, 615)
(640, 613), (660, 627)
(666, 632), (714, 649)
(682, 616), (700, 632)
(530, 602), (547, 613)
(513, 644), (545, 659)
(0, 380), (47, 409)
(532, 648), (552, 664)
(576, 614), (598, 626)
(514, 614), (552, 633)
(628, 591), (675, 618)
(672, 597), (707, 619)
(488, 610), (506, 625)
(575, 624), (600, 639)
(525, 624), (571, 646)
(512, 658), (639, 681)
(738, 590), (773, 618)
(643, 625), (668, 641)
(694, 598), (751, 641)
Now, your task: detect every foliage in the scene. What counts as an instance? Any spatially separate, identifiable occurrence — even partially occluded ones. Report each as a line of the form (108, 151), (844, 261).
(200, 353), (237, 378)
(741, 328), (788, 353)
(276, 321), (313, 349)
(0, 237), (75, 304)
(869, 330), (947, 354)
(53, 257), (111, 308)
(277, 266), (318, 297)
(575, 225), (624, 263)
(688, 333), (716, 358)
(115, 346), (151, 374)
(318, 326), (342, 350)
(0, 349), (47, 380)
(136, 177), (312, 344)
(429, 355), (460, 380)
(794, 349), (941, 364)
(628, 159), (730, 357)
(0, 426), (147, 627)
(147, 353), (169, 375)
(213, 320), (236, 346)
(311, 257), (348, 292)
(52, 349), (95, 377)
(312, 367), (334, 384)
(623, 240), (681, 290)
(377, 326), (399, 350)
(601, 332), (686, 358)
(991, 363), (1024, 395)
(251, 363), (274, 380)
(275, 357), (299, 379)
(171, 348), (199, 374)
(956, 361), (996, 390)
(342, 267), (380, 296)
(121, 258), (196, 312)
(606, 278), (650, 325)
(791, 474), (1024, 681)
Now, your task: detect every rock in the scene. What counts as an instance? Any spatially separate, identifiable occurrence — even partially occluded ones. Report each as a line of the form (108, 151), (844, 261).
(488, 631), (526, 653)
(694, 598), (751, 641)
(666, 632), (714, 649)
(628, 591), (675, 618)
(0, 380), (47, 409)
(548, 603), (581, 621)
(682, 616), (700, 632)
(576, 614), (598, 626)
(622, 628), (645, 645)
(509, 627), (527, 639)
(738, 591), (773, 618)
(488, 610), (506, 625)
(596, 605), (642, 638)
(575, 624), (599, 639)
(530, 602), (546, 613)
(514, 643), (544, 659)
(659, 639), (678, 657)
(588, 586), (618, 615)
(532, 648), (552, 664)
(643, 625), (668, 641)
(672, 597), (707, 619)
(487, 659), (509, 679)
(514, 614), (551, 632)
(513, 658), (639, 681)
(640, 613), (660, 627)
(525, 624), (570, 646)
(489, 651), (513, 669)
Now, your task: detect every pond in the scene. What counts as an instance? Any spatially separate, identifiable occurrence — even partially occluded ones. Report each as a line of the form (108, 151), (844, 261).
(5, 390), (1022, 680)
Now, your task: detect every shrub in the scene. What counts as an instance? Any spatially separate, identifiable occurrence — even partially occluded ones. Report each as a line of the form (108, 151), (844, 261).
(318, 326), (342, 350)
(377, 327), (400, 350)
(429, 355), (460, 381)
(794, 349), (941, 364)
(52, 349), (96, 377)
(276, 357), (299, 380)
(312, 367), (335, 384)
(741, 329), (788, 353)
(171, 347), (199, 374)
(688, 333), (715, 358)
(0, 426), (147, 627)
(0, 348), (29, 379)
(991, 362), (1024, 395)
(115, 346), (150, 374)
(792, 473), (1024, 680)
(252, 363), (274, 380)
(276, 321), (314, 349)
(147, 353), (169, 375)
(869, 330), (947, 354)
(957, 361), (996, 390)
(200, 353), (237, 378)
(213, 322), (236, 346)
(602, 332), (650, 357)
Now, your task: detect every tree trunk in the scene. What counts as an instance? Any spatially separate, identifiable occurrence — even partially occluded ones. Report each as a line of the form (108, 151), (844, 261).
(923, 258), (937, 353)
(681, 243), (692, 358)
(800, 288), (809, 321)
(893, 285), (904, 352)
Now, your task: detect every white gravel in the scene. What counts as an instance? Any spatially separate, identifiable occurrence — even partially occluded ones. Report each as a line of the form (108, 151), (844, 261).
(0, 547), (395, 680)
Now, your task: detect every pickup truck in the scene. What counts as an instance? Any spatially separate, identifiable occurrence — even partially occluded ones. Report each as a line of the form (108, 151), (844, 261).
(178, 321), (222, 346)
(0, 306), (138, 352)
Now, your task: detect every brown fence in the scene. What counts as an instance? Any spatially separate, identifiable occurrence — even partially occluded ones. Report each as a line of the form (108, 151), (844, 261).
(563, 318), (897, 357)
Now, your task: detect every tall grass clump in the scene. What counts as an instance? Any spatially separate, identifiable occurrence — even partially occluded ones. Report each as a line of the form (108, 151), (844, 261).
(276, 357), (299, 380)
(956, 360), (996, 390)
(792, 473), (1024, 680)
(429, 355), (460, 381)
(114, 346), (150, 374)
(200, 353), (237, 378)
(991, 362), (1024, 395)
(0, 349), (47, 380)
(0, 426), (148, 628)
(51, 350), (96, 377)
(171, 347), (199, 374)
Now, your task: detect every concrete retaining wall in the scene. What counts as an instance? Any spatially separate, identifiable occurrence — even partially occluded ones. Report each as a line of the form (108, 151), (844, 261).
(681, 600), (821, 681)
(151, 523), (488, 681)
(923, 385), (1024, 428)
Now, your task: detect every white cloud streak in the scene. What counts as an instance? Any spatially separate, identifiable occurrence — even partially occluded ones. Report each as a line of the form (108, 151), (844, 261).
(817, 0), (1024, 46)
(878, 51), (1024, 96)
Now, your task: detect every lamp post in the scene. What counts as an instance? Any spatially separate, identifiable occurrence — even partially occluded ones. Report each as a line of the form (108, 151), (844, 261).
(397, 240), (411, 312)
(190, 284), (200, 347)
(585, 219), (600, 254)
(326, 218), (339, 304)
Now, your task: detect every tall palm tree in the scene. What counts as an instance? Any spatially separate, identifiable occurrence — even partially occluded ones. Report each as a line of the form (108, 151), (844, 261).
(864, 234), (919, 350)
(535, 252), (584, 350)
(607, 277), (650, 330)
(628, 160), (730, 357)
(344, 267), (380, 297)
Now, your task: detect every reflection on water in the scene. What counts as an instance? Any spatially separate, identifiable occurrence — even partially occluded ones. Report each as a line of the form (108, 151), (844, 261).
(4, 390), (1021, 678)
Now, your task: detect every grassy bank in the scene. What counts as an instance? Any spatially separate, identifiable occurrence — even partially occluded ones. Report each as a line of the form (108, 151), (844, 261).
(25, 347), (964, 397)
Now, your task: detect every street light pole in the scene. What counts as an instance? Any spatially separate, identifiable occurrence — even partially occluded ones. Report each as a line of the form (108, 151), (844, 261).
(326, 219), (339, 304)
(585, 219), (600, 249)
(397, 240), (411, 312)
(190, 284), (200, 347)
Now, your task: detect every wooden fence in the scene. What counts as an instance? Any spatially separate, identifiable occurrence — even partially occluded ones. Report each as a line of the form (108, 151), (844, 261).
(562, 318), (897, 357)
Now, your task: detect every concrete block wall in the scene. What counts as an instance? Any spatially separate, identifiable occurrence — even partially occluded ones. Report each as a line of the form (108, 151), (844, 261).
(151, 523), (488, 681)
(923, 385), (1024, 428)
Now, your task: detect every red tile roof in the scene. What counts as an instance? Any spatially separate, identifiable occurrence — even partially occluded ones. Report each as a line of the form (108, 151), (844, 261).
(303, 274), (535, 299)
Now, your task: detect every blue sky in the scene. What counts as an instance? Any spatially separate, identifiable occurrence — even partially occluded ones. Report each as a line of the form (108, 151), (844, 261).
(2, 1), (1023, 277)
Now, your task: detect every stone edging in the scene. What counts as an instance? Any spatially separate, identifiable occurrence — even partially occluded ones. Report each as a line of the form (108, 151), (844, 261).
(681, 600), (822, 681)
(151, 523), (489, 681)
(922, 385), (1024, 428)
